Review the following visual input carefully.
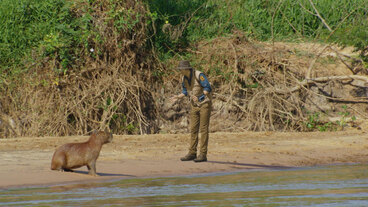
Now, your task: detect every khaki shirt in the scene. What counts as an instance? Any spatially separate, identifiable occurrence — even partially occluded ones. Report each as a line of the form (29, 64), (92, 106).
(182, 70), (212, 107)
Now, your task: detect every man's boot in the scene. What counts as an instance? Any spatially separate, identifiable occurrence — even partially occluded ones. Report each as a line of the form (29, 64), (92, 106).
(193, 154), (207, 162)
(180, 153), (196, 161)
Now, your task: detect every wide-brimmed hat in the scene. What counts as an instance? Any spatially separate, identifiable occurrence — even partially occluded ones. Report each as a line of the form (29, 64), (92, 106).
(177, 60), (192, 70)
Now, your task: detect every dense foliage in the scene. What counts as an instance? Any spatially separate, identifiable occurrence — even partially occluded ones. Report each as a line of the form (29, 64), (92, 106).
(1, 0), (368, 137)
(147, 0), (368, 60)
(1, 0), (367, 75)
(0, 0), (86, 77)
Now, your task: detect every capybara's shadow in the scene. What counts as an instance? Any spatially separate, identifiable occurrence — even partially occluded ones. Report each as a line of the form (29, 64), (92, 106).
(73, 170), (135, 177)
(207, 160), (292, 170)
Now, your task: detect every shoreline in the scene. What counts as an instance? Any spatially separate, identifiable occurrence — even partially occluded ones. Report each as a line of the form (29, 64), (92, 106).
(4, 164), (297, 190)
(1, 131), (368, 189)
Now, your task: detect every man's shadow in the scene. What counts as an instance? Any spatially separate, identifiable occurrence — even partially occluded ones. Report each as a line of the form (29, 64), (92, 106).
(208, 160), (292, 169)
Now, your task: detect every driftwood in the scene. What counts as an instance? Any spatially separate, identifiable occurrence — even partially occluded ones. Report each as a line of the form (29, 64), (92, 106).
(273, 75), (368, 94)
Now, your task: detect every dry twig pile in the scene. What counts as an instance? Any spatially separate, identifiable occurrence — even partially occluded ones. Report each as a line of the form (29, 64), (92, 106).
(162, 33), (368, 132)
(0, 0), (159, 137)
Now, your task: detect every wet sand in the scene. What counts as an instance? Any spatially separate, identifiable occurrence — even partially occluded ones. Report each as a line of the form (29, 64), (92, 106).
(1, 131), (368, 189)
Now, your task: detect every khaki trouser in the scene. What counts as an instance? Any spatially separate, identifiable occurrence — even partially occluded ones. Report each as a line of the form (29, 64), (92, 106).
(188, 102), (211, 156)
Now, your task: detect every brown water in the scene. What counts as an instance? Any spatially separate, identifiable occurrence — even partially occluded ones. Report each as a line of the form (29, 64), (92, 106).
(1, 164), (368, 206)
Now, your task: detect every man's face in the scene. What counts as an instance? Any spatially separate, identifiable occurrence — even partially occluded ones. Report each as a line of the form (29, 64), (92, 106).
(180, 69), (190, 77)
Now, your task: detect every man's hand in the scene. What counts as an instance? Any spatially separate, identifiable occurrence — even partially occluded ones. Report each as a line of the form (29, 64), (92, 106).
(170, 95), (179, 104)
(170, 94), (184, 104)
(191, 95), (198, 102)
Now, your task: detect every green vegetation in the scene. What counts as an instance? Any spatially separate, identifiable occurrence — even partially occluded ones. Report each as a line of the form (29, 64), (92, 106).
(1, 0), (367, 76)
(1, 0), (368, 136)
(147, 0), (368, 59)
(336, 105), (357, 130)
(305, 112), (333, 132)
(305, 105), (358, 132)
(0, 0), (89, 76)
(0, 0), (155, 137)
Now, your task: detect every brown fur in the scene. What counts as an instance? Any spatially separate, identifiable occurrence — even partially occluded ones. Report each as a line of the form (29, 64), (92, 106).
(51, 130), (113, 176)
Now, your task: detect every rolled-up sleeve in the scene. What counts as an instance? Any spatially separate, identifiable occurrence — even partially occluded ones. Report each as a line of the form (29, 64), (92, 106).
(199, 73), (212, 92)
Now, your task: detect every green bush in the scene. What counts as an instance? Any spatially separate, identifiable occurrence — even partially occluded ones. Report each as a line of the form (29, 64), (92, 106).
(0, 0), (91, 75)
(1, 0), (367, 76)
(145, 0), (368, 61)
(189, 0), (368, 42)
(144, 0), (204, 56)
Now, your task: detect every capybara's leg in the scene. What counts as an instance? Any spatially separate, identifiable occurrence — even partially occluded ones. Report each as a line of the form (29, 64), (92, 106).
(87, 161), (98, 176)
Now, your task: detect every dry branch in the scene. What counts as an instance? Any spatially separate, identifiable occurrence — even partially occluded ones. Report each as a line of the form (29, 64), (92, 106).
(273, 75), (368, 95)
(306, 45), (329, 79)
(0, 0), (159, 138)
(299, 0), (332, 32)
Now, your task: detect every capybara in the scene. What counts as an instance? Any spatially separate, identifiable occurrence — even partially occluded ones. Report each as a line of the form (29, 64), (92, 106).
(51, 130), (113, 176)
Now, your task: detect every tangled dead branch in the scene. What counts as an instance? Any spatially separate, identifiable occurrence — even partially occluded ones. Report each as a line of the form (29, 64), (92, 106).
(162, 33), (368, 132)
(0, 0), (159, 138)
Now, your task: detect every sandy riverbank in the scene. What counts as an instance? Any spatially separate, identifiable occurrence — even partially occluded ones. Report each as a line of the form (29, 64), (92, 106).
(1, 130), (368, 189)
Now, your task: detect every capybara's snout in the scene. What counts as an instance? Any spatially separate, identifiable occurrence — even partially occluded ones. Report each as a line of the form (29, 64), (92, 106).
(107, 132), (113, 143)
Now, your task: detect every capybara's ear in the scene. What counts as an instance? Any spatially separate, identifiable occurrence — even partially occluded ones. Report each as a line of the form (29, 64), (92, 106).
(90, 129), (97, 136)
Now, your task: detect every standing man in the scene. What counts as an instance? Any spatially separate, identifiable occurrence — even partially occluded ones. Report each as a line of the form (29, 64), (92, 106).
(170, 60), (212, 162)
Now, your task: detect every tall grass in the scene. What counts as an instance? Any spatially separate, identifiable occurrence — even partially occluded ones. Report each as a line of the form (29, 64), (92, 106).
(187, 0), (368, 40)
(146, 0), (368, 60)
(144, 0), (204, 58)
(1, 0), (367, 74)
(0, 0), (91, 77)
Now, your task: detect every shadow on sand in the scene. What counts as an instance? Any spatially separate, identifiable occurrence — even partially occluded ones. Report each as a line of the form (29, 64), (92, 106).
(208, 160), (292, 170)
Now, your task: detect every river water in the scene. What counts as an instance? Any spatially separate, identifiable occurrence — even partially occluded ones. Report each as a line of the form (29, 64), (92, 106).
(1, 164), (368, 206)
